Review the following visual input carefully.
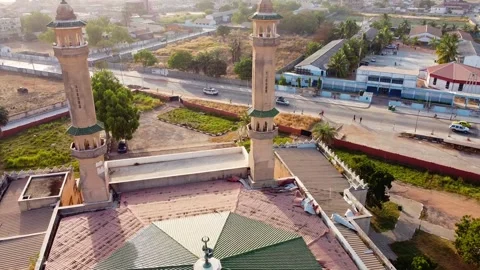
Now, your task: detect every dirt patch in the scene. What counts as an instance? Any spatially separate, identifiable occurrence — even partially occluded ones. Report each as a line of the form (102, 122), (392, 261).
(391, 181), (480, 229)
(122, 105), (212, 152)
(155, 32), (310, 78)
(2, 40), (54, 55)
(0, 71), (65, 114)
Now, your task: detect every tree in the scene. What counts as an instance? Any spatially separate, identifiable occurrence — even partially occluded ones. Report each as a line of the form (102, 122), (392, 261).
(217, 25), (231, 39)
(230, 35), (242, 63)
(195, 51), (213, 74)
(312, 122), (337, 145)
(206, 58), (227, 77)
(237, 110), (251, 140)
(21, 12), (52, 33)
(351, 158), (394, 207)
(418, 0), (435, 8)
(371, 13), (392, 30)
(428, 21), (437, 28)
(232, 2), (253, 24)
(411, 256), (436, 270)
(86, 23), (103, 46)
(0, 106), (8, 131)
(332, 19), (360, 39)
(279, 12), (319, 35)
(441, 23), (448, 34)
(462, 24), (472, 33)
(428, 37), (440, 49)
(411, 36), (419, 46)
(454, 215), (480, 266)
(195, 0), (214, 12)
(219, 4), (234, 11)
(272, 0), (301, 13)
(167, 50), (193, 71)
(436, 33), (459, 64)
(134, 49), (157, 69)
(305, 41), (322, 57)
(38, 28), (56, 44)
(110, 25), (133, 44)
(328, 49), (349, 78)
(451, 24), (458, 30)
(396, 19), (410, 36)
(91, 70), (140, 141)
(234, 57), (252, 80)
(422, 19), (427, 26)
(278, 75), (287, 85)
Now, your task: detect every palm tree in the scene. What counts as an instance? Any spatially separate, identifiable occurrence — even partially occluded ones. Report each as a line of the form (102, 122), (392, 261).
(462, 24), (471, 33)
(0, 106), (8, 132)
(312, 122), (338, 145)
(411, 36), (419, 46)
(237, 110), (251, 140)
(436, 33), (459, 64)
(428, 21), (437, 28)
(441, 23), (448, 34)
(328, 49), (349, 78)
(429, 37), (440, 49)
(451, 24), (457, 30)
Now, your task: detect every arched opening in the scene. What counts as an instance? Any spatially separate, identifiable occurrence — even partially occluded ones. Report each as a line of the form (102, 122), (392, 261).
(266, 26), (272, 37)
(84, 139), (90, 150)
(259, 26), (264, 37)
(263, 121), (268, 132)
(256, 121), (260, 131)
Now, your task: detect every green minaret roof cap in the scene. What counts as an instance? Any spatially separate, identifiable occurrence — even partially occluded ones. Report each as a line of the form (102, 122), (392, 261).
(247, 107), (279, 118)
(67, 122), (104, 136)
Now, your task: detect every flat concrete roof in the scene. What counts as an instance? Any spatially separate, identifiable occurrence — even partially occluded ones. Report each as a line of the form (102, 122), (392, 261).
(108, 150), (248, 183)
(358, 65), (420, 76)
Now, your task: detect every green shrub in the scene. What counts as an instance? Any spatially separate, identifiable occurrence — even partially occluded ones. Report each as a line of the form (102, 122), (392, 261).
(133, 92), (164, 111)
(158, 108), (235, 134)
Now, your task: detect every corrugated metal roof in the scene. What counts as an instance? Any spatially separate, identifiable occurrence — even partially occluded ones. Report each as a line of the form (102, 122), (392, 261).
(94, 224), (198, 270)
(221, 237), (322, 270)
(154, 211), (230, 258)
(214, 213), (299, 259)
(295, 39), (346, 69)
(0, 233), (46, 270)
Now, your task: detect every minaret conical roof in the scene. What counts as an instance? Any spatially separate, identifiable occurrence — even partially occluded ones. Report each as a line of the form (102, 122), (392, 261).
(47, 0), (86, 28)
(250, 0), (282, 20)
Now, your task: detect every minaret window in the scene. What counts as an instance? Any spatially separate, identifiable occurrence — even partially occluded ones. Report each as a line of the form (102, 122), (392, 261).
(259, 26), (264, 37)
(263, 122), (268, 132)
(256, 122), (260, 131)
(266, 26), (271, 37)
(265, 72), (268, 93)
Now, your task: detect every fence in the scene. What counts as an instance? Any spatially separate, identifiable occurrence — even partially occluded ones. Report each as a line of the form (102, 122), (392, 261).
(333, 139), (480, 183)
(0, 52), (58, 64)
(0, 110), (69, 138)
(8, 101), (69, 122)
(0, 64), (62, 80)
(148, 68), (250, 87)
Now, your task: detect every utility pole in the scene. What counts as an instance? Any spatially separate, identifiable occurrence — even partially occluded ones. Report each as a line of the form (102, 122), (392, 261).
(414, 110), (420, 133)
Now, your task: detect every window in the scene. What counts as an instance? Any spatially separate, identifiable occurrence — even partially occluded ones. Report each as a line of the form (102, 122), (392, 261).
(445, 81), (450, 89)
(380, 77), (391, 83)
(368, 76), (379, 82)
(391, 78), (404, 85)
(433, 78), (437, 85)
(459, 83), (464, 91)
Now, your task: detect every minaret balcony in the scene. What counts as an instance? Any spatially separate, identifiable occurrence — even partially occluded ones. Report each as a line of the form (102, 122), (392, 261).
(247, 123), (278, 140)
(53, 42), (89, 57)
(250, 35), (280, 47)
(71, 139), (107, 159)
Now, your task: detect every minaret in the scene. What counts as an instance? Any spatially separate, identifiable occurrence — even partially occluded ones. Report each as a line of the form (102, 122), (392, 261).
(247, 0), (282, 187)
(48, 0), (109, 203)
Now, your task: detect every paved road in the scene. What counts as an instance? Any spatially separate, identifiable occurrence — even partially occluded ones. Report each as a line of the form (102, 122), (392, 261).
(0, 57), (478, 141)
(113, 70), (478, 140)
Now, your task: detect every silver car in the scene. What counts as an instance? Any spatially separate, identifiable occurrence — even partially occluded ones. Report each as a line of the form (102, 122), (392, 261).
(449, 124), (470, 133)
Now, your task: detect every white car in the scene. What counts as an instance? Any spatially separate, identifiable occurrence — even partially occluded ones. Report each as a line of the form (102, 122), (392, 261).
(449, 124), (470, 133)
(203, 87), (219, 95)
(276, 96), (290, 106)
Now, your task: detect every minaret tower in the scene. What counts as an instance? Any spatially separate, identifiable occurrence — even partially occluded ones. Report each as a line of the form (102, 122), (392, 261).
(48, 0), (109, 203)
(247, 0), (282, 187)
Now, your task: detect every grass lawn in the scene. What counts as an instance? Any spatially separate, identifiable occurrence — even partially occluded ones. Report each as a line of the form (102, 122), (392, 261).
(185, 99), (321, 130)
(334, 149), (480, 200)
(238, 134), (293, 152)
(0, 118), (77, 172)
(369, 201), (400, 232)
(133, 92), (164, 112)
(158, 108), (236, 134)
(390, 230), (475, 270)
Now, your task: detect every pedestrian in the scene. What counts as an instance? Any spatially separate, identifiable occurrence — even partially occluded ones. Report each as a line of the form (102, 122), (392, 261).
(360, 117), (363, 123)
(353, 115), (356, 121)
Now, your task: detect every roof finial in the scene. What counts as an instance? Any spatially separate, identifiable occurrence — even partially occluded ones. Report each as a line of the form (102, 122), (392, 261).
(61, 0), (67, 3)
(202, 236), (213, 268)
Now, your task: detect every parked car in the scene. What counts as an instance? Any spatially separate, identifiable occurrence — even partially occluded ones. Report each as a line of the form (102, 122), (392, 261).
(449, 124), (470, 134)
(360, 61), (369, 66)
(117, 139), (128, 153)
(276, 96), (290, 106)
(203, 87), (219, 95)
(370, 58), (376, 62)
(452, 120), (472, 128)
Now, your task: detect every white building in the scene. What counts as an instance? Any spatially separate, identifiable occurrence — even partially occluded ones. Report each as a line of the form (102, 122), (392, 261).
(205, 9), (237, 24)
(0, 17), (21, 41)
(294, 39), (346, 77)
(409, 25), (442, 44)
(425, 62), (480, 94)
(186, 18), (216, 28)
(457, 41), (480, 68)
(356, 66), (419, 97)
(0, 45), (11, 53)
(430, 5), (447, 14)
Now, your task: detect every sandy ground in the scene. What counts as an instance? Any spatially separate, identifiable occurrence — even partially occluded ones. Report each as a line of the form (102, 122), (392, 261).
(0, 71), (65, 115)
(391, 182), (480, 229)
(2, 40), (54, 55)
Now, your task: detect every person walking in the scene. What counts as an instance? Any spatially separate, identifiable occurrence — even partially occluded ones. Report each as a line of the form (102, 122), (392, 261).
(353, 115), (356, 121)
(359, 117), (363, 123)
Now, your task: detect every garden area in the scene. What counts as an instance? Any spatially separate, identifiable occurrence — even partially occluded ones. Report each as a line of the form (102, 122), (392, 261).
(334, 149), (480, 200)
(158, 107), (236, 134)
(132, 92), (164, 112)
(390, 230), (476, 270)
(0, 118), (77, 172)
(184, 99), (321, 130)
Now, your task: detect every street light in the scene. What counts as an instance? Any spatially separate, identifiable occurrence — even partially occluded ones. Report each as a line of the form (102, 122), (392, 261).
(414, 110), (420, 133)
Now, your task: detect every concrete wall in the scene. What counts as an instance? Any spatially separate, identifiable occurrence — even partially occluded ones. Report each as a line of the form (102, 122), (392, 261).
(0, 64), (62, 80)
(60, 172), (83, 206)
(110, 167), (248, 193)
(427, 75), (480, 94)
(149, 68), (250, 87)
(8, 101), (68, 122)
(273, 153), (292, 179)
(0, 111), (69, 138)
(18, 172), (68, 211)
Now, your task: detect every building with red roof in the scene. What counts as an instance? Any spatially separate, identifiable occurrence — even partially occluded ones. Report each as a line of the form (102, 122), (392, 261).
(426, 62), (480, 94)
